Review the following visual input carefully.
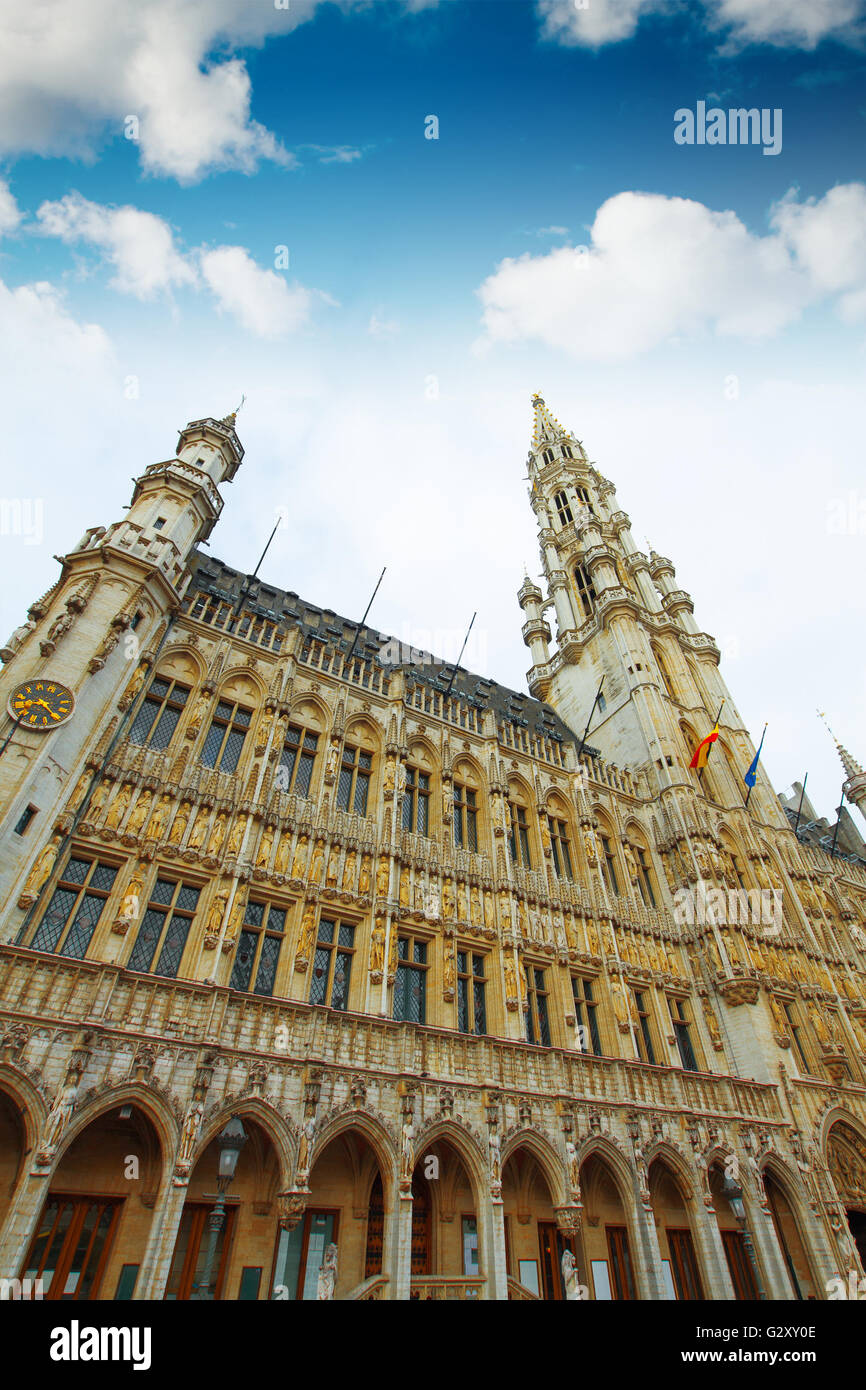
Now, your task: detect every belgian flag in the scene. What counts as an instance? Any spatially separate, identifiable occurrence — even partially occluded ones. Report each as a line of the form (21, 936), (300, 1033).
(690, 722), (719, 770)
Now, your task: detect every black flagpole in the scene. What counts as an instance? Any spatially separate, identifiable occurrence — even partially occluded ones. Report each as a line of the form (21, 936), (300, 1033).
(579, 676), (605, 753)
(443, 612), (477, 697)
(792, 773), (808, 836)
(232, 515), (282, 618)
(345, 566), (387, 665)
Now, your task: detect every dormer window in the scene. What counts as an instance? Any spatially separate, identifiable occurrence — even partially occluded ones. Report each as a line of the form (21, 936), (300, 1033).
(553, 491), (573, 526)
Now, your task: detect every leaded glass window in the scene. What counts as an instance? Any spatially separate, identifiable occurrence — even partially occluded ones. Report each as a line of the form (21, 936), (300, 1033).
(633, 990), (656, 1065)
(200, 700), (251, 774)
(548, 816), (574, 880)
(309, 916), (355, 1010)
(572, 976), (601, 1055)
(525, 965), (551, 1046)
(230, 900), (286, 995)
(127, 878), (200, 977)
(30, 856), (118, 957)
(393, 935), (427, 1024)
(129, 677), (191, 751)
(279, 724), (318, 798)
(457, 950), (487, 1035)
(508, 800), (532, 868)
(402, 766), (430, 836)
(336, 743), (372, 817)
(453, 782), (477, 851)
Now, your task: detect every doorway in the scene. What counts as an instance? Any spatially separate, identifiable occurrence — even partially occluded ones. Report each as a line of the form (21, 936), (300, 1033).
(21, 1195), (122, 1300)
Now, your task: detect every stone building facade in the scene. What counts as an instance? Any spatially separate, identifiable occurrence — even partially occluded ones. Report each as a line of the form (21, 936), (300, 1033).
(0, 400), (865, 1302)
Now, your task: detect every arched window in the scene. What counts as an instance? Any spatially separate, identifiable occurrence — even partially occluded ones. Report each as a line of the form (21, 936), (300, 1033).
(561, 443), (573, 459)
(575, 486), (595, 515)
(453, 778), (478, 851)
(553, 490), (573, 526)
(652, 646), (676, 701)
(129, 675), (191, 750)
(403, 765), (431, 835)
(337, 741), (373, 815)
(508, 790), (533, 869)
(278, 722), (318, 797)
(542, 447), (555, 465)
(595, 816), (621, 896)
(574, 564), (597, 616)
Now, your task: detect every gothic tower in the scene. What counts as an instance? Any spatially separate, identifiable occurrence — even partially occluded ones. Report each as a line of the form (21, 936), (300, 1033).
(0, 414), (243, 919)
(517, 394), (786, 830)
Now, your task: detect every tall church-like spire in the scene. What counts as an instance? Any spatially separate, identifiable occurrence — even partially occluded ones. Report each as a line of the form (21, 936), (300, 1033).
(517, 393), (786, 824)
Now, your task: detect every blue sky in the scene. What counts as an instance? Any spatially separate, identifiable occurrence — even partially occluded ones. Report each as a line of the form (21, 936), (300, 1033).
(0, 0), (864, 826)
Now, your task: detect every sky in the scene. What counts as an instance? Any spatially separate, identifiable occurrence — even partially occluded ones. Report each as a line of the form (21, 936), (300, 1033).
(0, 0), (864, 828)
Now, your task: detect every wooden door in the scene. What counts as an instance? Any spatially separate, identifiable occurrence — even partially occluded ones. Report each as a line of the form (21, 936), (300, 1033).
(722, 1229), (759, 1299)
(364, 1174), (384, 1278)
(605, 1225), (637, 1299)
(21, 1194), (121, 1300)
(164, 1202), (236, 1300)
(667, 1228), (704, 1299)
(410, 1176), (430, 1275)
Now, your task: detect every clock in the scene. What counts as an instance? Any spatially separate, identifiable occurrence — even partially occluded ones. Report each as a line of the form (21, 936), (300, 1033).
(7, 679), (76, 730)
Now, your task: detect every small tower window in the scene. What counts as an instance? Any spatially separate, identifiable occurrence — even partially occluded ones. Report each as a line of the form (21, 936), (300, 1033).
(542, 448), (555, 465)
(561, 444), (573, 459)
(154, 517), (166, 530)
(574, 564), (597, 615)
(576, 486), (595, 516)
(553, 491), (573, 527)
(14, 805), (37, 836)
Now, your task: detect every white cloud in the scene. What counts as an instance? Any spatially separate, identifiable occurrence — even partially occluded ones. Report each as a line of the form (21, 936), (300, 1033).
(536, 0), (865, 49)
(369, 309), (399, 336)
(306, 144), (365, 165)
(200, 245), (313, 337)
(710, 0), (865, 49)
(770, 183), (866, 318)
(0, 276), (112, 365)
(36, 192), (197, 298)
(537, 0), (671, 48)
(477, 185), (866, 360)
(0, 0), (428, 183)
(0, 179), (21, 236)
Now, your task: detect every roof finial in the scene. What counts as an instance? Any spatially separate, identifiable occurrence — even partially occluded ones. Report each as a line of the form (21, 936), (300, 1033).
(223, 393), (246, 427)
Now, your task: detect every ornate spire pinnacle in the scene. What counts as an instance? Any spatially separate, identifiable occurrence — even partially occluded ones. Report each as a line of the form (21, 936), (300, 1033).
(819, 711), (865, 785)
(530, 392), (583, 451)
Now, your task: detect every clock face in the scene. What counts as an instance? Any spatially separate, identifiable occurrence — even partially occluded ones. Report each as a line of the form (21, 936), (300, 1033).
(8, 679), (75, 730)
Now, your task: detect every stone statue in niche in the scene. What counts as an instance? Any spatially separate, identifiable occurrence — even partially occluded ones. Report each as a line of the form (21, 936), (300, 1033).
(317, 1243), (338, 1300)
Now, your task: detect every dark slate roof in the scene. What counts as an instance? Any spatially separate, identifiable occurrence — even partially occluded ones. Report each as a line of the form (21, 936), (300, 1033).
(189, 551), (599, 757)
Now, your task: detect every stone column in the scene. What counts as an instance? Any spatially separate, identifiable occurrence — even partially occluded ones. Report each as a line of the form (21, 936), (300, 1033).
(748, 1202), (796, 1300)
(480, 1188), (508, 1300)
(632, 1198), (670, 1299)
(135, 1181), (190, 1299)
(691, 1200), (737, 1300)
(0, 1168), (52, 1280)
(391, 1188), (414, 1300)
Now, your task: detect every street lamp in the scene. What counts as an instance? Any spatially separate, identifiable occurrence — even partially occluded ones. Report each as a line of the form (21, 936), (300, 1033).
(193, 1117), (247, 1300)
(722, 1173), (766, 1300)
